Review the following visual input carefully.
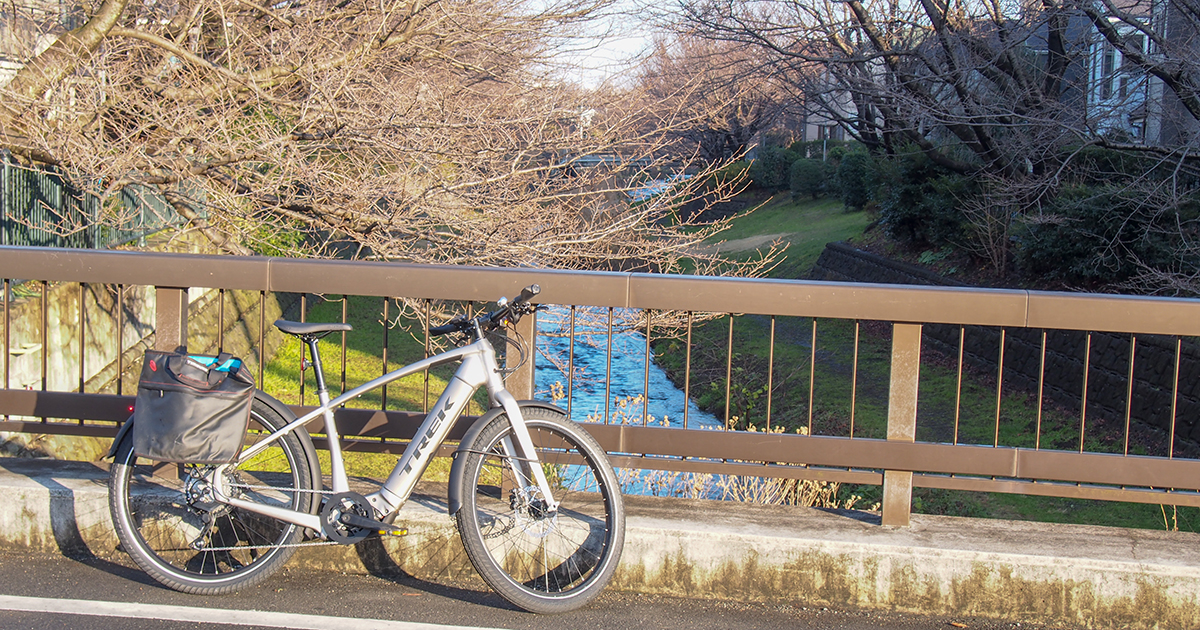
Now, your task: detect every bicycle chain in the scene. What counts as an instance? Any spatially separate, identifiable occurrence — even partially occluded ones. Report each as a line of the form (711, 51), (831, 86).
(189, 539), (340, 553)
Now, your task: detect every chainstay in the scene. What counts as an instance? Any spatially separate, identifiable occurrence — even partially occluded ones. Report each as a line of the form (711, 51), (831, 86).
(197, 483), (382, 553)
(226, 482), (336, 495)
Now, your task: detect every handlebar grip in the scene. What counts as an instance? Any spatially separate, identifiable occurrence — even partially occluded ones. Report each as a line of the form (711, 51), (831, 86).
(428, 321), (461, 336)
(515, 284), (540, 305)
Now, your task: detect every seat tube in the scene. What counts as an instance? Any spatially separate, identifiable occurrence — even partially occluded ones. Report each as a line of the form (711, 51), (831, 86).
(307, 337), (349, 493)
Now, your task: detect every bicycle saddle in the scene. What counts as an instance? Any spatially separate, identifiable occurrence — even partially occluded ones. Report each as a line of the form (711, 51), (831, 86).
(273, 319), (354, 337)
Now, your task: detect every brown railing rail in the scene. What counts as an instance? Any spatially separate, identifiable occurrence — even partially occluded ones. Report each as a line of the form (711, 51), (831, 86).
(3, 244), (1200, 526)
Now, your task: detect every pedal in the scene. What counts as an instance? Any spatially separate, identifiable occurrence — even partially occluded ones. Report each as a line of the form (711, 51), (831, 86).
(339, 512), (408, 537)
(380, 526), (409, 537)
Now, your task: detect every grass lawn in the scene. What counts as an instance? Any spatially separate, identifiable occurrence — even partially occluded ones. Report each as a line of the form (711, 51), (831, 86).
(710, 195), (871, 278)
(684, 192), (1200, 532)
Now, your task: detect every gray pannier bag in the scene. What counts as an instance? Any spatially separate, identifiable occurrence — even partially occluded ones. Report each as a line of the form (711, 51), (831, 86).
(132, 350), (255, 464)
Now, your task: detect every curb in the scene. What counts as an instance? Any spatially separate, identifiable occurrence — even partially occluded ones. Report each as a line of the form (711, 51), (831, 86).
(3, 458), (1199, 629)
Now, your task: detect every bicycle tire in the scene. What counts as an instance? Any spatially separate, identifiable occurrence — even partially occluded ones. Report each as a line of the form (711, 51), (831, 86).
(109, 394), (315, 594)
(456, 405), (625, 613)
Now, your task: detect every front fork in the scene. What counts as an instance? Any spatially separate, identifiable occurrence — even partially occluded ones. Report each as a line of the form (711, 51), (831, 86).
(493, 389), (559, 514)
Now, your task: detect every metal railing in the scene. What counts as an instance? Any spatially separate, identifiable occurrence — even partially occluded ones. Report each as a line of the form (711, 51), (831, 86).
(3, 244), (1200, 527)
(1, 153), (188, 249)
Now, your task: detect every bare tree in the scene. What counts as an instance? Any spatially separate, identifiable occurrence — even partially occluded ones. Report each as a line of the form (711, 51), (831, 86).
(0, 0), (771, 279)
(636, 33), (793, 162)
(669, 0), (1095, 274)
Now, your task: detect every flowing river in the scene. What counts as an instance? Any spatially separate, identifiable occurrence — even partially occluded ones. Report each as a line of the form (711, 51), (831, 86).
(533, 307), (722, 430)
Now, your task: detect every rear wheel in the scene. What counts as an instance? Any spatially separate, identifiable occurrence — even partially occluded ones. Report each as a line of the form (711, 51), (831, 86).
(456, 406), (625, 613)
(109, 395), (314, 594)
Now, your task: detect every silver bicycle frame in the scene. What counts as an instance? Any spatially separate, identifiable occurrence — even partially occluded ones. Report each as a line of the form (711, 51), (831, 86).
(211, 329), (559, 536)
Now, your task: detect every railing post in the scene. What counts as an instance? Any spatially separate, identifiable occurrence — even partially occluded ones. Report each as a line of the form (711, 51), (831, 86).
(505, 311), (535, 399)
(882, 323), (921, 527)
(1, 149), (8, 247)
(154, 287), (188, 352)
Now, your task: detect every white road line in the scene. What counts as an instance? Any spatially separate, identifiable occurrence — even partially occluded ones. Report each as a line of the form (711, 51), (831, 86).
(0, 594), (506, 630)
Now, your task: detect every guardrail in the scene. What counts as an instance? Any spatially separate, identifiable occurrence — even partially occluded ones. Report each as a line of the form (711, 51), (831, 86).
(3, 244), (1200, 526)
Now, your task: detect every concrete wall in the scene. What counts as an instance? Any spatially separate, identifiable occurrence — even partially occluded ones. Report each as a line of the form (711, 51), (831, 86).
(3, 283), (293, 394)
(4, 460), (1200, 630)
(2, 280), (296, 459)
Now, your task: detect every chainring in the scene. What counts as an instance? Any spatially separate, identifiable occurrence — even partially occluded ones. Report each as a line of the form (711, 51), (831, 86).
(319, 491), (373, 545)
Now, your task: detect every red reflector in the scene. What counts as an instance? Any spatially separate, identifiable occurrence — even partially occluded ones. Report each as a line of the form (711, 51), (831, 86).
(149, 359), (158, 371)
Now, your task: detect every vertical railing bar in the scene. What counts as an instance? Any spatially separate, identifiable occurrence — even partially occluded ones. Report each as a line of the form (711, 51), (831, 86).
(529, 306), (539, 401)
(882, 323), (921, 527)
(257, 290), (266, 386)
(808, 318), (817, 436)
(724, 314), (733, 430)
(340, 297), (348, 397)
(683, 311), (693, 430)
(3, 279), (9, 391)
(1036, 329), (1046, 450)
(1170, 337), (1181, 459)
(993, 328), (1006, 447)
(850, 320), (859, 439)
(766, 316), (776, 432)
(643, 309), (651, 427)
(1, 277), (6, 421)
(1080, 332), (1092, 453)
(953, 326), (964, 445)
(567, 306), (576, 421)
(40, 280), (47, 394)
(423, 299), (431, 413)
(605, 307), (613, 425)
(78, 282), (86, 396)
(217, 288), (226, 353)
(299, 293), (307, 405)
(1123, 335), (1136, 456)
(116, 284), (123, 396)
(381, 298), (389, 411)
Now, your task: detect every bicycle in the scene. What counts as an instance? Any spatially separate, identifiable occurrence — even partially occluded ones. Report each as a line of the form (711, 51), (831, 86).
(107, 285), (626, 614)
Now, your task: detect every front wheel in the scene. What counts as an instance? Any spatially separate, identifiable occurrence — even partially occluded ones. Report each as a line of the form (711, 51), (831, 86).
(456, 406), (625, 613)
(109, 394), (315, 595)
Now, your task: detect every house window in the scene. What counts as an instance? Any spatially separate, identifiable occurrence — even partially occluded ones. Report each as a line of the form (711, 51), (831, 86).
(1101, 43), (1116, 100)
(818, 125), (843, 141)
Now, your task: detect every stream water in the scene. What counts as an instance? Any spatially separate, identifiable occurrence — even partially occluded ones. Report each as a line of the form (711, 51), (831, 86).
(533, 307), (722, 430)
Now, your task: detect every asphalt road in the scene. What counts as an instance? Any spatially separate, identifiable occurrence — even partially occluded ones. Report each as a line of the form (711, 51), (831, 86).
(0, 549), (1081, 630)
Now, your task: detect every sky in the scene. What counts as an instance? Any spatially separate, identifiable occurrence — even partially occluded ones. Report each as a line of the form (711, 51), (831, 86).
(550, 0), (657, 87)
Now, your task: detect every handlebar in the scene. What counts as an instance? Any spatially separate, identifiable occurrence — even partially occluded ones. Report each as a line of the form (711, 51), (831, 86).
(429, 284), (541, 338)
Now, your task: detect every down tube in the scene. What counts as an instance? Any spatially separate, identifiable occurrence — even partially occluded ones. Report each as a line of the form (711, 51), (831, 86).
(376, 374), (479, 509)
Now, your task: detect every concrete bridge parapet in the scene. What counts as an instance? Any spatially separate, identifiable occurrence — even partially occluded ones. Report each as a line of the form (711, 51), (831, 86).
(0, 458), (1198, 629)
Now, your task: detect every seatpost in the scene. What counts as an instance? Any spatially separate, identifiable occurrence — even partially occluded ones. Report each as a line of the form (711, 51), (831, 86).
(304, 337), (330, 393)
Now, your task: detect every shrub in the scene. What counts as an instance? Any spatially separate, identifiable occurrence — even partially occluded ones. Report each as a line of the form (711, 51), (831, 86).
(789, 139), (860, 161)
(837, 152), (873, 210)
(789, 158), (825, 200)
(700, 160), (750, 192)
(748, 145), (800, 189)
(876, 151), (970, 246)
(1015, 185), (1200, 287)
